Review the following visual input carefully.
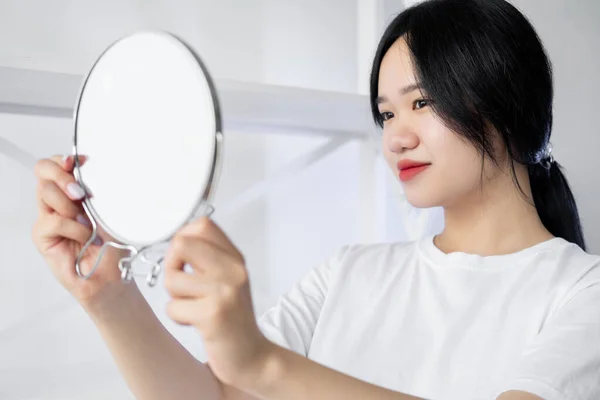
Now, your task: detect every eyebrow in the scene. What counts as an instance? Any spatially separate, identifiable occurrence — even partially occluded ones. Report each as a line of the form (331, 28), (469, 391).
(376, 83), (423, 104)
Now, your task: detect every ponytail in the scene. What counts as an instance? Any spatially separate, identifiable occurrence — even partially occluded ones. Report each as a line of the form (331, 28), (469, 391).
(528, 160), (586, 251)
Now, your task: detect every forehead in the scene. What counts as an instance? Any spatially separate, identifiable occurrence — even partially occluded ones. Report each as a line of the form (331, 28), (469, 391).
(378, 38), (417, 91)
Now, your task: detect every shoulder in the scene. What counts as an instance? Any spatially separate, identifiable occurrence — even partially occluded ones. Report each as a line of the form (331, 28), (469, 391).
(546, 239), (600, 283)
(503, 244), (600, 399)
(551, 238), (600, 265)
(538, 239), (600, 311)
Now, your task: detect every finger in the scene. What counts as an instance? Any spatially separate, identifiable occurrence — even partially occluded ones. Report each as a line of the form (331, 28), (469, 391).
(34, 213), (95, 246)
(164, 269), (215, 299)
(49, 154), (88, 173)
(37, 180), (82, 219)
(164, 235), (242, 281)
(60, 156), (93, 198)
(165, 298), (203, 326)
(178, 217), (243, 261)
(34, 159), (88, 201)
(36, 182), (52, 214)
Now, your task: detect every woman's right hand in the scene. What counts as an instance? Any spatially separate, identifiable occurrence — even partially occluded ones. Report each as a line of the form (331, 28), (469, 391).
(32, 155), (130, 307)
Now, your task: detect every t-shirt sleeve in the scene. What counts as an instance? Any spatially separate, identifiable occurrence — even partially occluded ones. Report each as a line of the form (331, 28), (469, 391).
(256, 246), (350, 356)
(500, 272), (600, 400)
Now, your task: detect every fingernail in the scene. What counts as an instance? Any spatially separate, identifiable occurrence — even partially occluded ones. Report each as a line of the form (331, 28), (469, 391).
(62, 155), (70, 165)
(93, 236), (103, 246)
(76, 214), (91, 227)
(67, 182), (86, 200)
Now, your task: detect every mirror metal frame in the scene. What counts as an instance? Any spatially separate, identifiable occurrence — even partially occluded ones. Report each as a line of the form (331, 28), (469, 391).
(71, 30), (223, 286)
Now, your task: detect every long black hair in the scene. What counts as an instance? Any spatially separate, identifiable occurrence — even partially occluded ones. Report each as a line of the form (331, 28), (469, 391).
(370, 0), (586, 250)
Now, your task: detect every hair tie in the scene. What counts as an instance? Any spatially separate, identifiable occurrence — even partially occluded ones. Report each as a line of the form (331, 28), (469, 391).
(539, 142), (555, 170)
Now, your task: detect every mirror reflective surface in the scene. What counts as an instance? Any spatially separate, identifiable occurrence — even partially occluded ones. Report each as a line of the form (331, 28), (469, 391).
(73, 30), (222, 283)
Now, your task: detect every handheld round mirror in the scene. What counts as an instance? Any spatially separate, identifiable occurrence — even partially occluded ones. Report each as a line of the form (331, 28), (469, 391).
(72, 30), (223, 287)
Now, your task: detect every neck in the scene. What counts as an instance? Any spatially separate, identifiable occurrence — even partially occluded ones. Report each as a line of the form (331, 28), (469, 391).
(435, 165), (554, 256)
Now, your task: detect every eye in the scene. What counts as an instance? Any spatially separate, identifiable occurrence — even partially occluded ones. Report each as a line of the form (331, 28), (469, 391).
(380, 111), (394, 121)
(413, 99), (431, 110)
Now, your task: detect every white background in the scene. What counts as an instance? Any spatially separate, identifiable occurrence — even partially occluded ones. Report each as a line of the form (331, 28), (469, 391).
(0, 0), (598, 398)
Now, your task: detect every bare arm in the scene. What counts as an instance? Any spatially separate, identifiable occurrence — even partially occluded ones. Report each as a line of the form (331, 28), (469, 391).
(84, 282), (257, 400)
(85, 280), (541, 400)
(245, 342), (542, 400)
(81, 254), (544, 400)
(88, 257), (565, 400)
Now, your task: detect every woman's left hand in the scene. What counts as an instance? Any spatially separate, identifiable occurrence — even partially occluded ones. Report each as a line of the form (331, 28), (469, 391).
(163, 216), (273, 388)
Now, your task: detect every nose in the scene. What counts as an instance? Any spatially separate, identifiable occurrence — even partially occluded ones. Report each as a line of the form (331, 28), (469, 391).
(385, 120), (420, 153)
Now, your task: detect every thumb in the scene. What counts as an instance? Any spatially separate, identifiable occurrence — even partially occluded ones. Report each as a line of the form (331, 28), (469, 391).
(177, 217), (243, 261)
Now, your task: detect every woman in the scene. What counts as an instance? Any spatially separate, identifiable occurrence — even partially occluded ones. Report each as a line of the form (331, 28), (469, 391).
(32, 0), (600, 399)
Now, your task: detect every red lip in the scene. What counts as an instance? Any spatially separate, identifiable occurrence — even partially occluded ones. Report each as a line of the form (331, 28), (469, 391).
(397, 160), (430, 170)
(397, 159), (431, 182)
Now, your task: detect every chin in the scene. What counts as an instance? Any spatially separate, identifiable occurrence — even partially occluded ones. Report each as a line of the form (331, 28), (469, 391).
(403, 188), (442, 209)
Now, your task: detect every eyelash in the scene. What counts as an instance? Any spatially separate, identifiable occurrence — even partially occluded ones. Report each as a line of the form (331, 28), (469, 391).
(413, 99), (431, 110)
(379, 99), (431, 122)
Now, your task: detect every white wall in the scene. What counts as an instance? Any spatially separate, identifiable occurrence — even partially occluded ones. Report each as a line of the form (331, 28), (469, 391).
(264, 133), (362, 297)
(0, 0), (358, 92)
(0, 1), (256, 81)
(261, 0), (358, 92)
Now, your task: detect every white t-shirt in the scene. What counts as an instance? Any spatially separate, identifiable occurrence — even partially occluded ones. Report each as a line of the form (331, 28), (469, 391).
(258, 235), (600, 400)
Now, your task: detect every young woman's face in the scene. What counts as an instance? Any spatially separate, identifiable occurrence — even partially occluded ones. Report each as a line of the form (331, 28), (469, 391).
(377, 38), (500, 209)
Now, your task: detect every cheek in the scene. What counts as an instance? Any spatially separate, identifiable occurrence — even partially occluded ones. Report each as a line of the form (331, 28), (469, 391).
(422, 118), (474, 169)
(421, 118), (451, 154)
(435, 141), (484, 194)
(421, 127), (484, 198)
